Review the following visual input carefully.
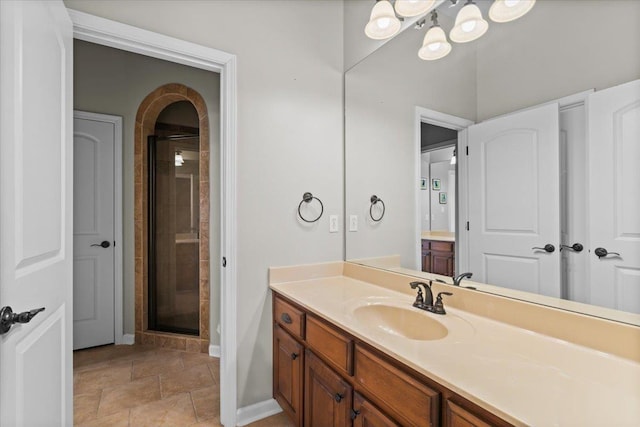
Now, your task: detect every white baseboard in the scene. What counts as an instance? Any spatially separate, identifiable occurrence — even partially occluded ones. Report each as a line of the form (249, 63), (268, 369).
(236, 399), (282, 426)
(121, 334), (135, 345)
(209, 344), (221, 358)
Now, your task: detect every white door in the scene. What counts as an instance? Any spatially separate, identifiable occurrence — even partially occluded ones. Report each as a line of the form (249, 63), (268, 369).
(467, 103), (562, 297)
(588, 79), (640, 314)
(0, 1), (73, 425)
(73, 112), (119, 350)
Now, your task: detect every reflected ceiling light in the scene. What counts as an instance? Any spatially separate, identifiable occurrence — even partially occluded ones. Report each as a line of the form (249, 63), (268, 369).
(365, 0), (402, 40)
(451, 148), (457, 165)
(175, 150), (184, 167)
(418, 11), (452, 61)
(450, 0), (489, 43)
(395, 0), (436, 18)
(489, 0), (535, 23)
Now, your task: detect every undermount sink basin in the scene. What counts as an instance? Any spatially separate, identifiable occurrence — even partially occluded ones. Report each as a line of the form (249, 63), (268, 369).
(353, 304), (448, 341)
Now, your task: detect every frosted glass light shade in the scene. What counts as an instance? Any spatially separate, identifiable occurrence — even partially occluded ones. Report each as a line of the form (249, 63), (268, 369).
(175, 151), (184, 166)
(418, 26), (451, 61)
(450, 2), (489, 43)
(489, 0), (536, 23)
(365, 0), (401, 40)
(395, 0), (436, 18)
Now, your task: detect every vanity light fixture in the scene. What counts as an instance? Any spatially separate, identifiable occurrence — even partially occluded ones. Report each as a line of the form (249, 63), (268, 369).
(489, 0), (536, 23)
(175, 150), (184, 167)
(365, 0), (402, 40)
(450, 148), (457, 165)
(418, 11), (452, 61)
(395, 0), (436, 18)
(449, 0), (489, 43)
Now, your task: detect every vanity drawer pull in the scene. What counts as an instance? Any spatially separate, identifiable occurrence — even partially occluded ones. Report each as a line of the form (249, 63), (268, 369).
(281, 313), (292, 324)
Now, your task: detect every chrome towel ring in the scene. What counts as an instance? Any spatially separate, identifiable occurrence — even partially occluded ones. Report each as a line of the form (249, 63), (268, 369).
(298, 192), (324, 223)
(369, 195), (385, 222)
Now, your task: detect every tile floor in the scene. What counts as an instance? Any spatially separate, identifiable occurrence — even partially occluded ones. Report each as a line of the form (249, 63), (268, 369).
(74, 344), (294, 427)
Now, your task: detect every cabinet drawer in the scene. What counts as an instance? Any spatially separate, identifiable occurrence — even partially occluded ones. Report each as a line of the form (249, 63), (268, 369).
(431, 241), (454, 252)
(355, 345), (440, 427)
(306, 314), (353, 377)
(274, 296), (305, 340)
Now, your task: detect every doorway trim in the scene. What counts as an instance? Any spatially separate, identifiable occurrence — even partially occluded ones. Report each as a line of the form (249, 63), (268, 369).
(69, 10), (238, 426)
(73, 110), (125, 345)
(414, 107), (474, 272)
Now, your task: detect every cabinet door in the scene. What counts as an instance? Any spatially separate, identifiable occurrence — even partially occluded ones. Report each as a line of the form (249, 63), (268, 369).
(274, 325), (304, 426)
(431, 251), (453, 276)
(444, 399), (511, 427)
(305, 350), (352, 427)
(353, 393), (400, 427)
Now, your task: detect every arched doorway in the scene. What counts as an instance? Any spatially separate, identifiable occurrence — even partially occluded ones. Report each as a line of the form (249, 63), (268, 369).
(134, 83), (210, 352)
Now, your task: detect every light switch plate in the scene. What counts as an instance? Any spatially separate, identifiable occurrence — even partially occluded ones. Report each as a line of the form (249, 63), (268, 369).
(349, 215), (358, 232)
(329, 215), (339, 233)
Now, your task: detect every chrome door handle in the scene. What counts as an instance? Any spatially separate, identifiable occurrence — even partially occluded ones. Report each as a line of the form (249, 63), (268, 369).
(560, 243), (584, 252)
(594, 247), (620, 259)
(0, 306), (45, 334)
(532, 244), (555, 253)
(91, 240), (111, 248)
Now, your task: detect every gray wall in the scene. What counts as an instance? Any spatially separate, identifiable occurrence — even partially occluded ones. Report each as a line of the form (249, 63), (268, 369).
(476, 0), (640, 120)
(73, 40), (222, 345)
(66, 0), (344, 409)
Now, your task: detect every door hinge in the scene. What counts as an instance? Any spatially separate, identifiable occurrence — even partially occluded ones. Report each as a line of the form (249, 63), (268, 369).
(466, 221), (470, 231)
(113, 241), (116, 247)
(466, 146), (469, 155)
(222, 257), (227, 268)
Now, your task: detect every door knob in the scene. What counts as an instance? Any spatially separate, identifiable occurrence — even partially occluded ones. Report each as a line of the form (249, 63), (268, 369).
(594, 247), (621, 259)
(532, 244), (555, 253)
(91, 240), (111, 248)
(560, 243), (584, 252)
(0, 306), (45, 334)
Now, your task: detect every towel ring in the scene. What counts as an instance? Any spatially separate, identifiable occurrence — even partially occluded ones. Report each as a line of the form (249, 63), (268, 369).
(298, 192), (324, 223)
(369, 195), (385, 222)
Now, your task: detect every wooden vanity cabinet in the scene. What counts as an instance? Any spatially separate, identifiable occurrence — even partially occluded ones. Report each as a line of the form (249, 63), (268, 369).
(353, 392), (400, 427)
(305, 349), (353, 427)
(272, 293), (512, 427)
(273, 324), (304, 426)
(422, 240), (455, 276)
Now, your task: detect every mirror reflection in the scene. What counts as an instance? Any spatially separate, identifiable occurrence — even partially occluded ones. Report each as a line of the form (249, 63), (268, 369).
(345, 0), (640, 324)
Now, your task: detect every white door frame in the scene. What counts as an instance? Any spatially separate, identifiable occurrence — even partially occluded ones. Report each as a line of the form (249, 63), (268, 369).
(414, 107), (474, 272)
(68, 10), (238, 426)
(73, 110), (125, 345)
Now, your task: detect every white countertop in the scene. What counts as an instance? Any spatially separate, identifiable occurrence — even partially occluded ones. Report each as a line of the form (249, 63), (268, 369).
(270, 276), (640, 427)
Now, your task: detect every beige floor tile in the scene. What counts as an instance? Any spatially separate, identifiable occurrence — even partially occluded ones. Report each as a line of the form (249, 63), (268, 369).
(74, 363), (132, 395)
(207, 361), (220, 384)
(76, 409), (130, 427)
(97, 376), (161, 417)
(246, 412), (295, 427)
(129, 392), (197, 427)
(132, 353), (183, 379)
(181, 351), (217, 369)
(191, 386), (220, 422)
(189, 418), (222, 427)
(74, 390), (102, 424)
(160, 363), (214, 398)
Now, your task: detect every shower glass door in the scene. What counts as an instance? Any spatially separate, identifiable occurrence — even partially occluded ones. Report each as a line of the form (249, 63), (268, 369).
(148, 134), (200, 335)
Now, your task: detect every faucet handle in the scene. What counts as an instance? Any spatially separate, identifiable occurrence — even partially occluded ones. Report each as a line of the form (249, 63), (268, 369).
(431, 292), (453, 315)
(412, 287), (425, 308)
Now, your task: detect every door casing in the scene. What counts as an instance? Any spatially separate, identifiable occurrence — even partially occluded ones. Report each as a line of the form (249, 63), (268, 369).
(68, 9), (239, 426)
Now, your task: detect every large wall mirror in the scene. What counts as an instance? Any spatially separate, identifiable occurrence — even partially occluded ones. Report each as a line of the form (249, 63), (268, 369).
(345, 0), (640, 325)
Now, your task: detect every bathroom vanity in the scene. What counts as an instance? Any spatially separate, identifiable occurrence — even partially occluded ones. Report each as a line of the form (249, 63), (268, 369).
(270, 262), (640, 427)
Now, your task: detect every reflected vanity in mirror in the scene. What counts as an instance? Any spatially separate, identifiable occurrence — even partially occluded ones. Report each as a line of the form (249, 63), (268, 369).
(345, 0), (640, 325)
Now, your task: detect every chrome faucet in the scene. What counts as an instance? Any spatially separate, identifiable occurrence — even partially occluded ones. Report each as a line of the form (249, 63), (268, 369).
(453, 272), (473, 287)
(410, 281), (452, 315)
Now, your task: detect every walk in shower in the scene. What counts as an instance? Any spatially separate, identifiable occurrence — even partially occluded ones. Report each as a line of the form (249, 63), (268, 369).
(148, 101), (200, 335)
